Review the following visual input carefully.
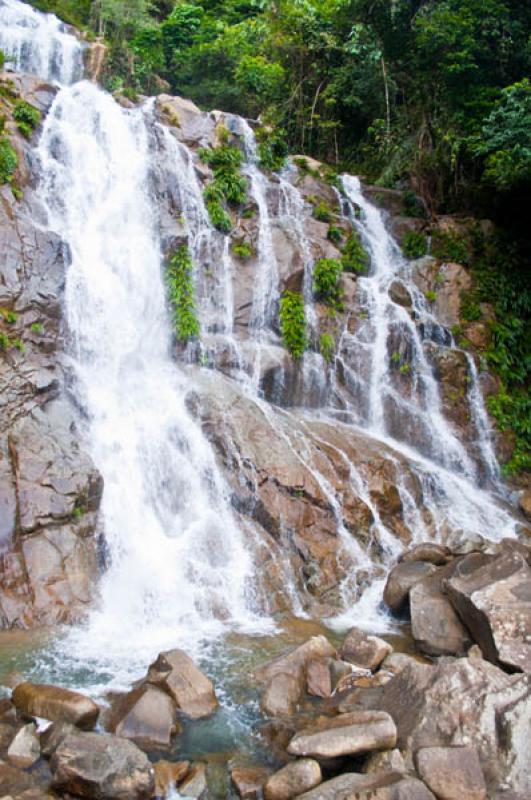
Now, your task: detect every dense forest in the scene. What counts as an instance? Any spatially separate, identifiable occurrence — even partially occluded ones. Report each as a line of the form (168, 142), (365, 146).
(23, 1), (531, 472)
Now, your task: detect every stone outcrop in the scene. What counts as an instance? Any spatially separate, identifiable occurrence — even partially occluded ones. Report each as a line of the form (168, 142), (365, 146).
(144, 648), (218, 719)
(12, 682), (100, 729)
(108, 684), (180, 750)
(415, 745), (487, 800)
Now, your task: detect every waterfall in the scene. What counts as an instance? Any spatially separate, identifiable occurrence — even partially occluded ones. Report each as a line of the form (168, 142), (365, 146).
(0, 0), (84, 84)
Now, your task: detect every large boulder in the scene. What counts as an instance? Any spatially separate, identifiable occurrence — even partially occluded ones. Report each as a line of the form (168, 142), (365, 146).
(264, 759), (322, 800)
(145, 649), (218, 719)
(410, 567), (472, 656)
(378, 655), (531, 795)
(383, 561), (438, 611)
(12, 683), (99, 730)
(287, 710), (396, 759)
(253, 636), (337, 685)
(446, 552), (531, 672)
(7, 723), (40, 768)
(296, 770), (433, 800)
(261, 673), (302, 717)
(108, 685), (180, 750)
(415, 745), (487, 800)
(50, 731), (154, 799)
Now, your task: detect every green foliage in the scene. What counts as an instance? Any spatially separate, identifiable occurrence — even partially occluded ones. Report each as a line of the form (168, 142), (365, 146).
(313, 258), (342, 306)
(319, 332), (335, 363)
(327, 224), (343, 244)
(200, 137), (247, 231)
(460, 291), (482, 322)
(487, 389), (531, 474)
(425, 290), (437, 303)
(231, 239), (254, 259)
(478, 79), (531, 190)
(312, 200), (333, 223)
(165, 245), (200, 342)
(0, 137), (17, 184)
(31, 322), (44, 334)
(13, 101), (40, 139)
(0, 51), (5, 71)
(257, 127), (288, 172)
(402, 190), (425, 218)
(279, 291), (307, 360)
(341, 231), (369, 274)
(402, 231), (428, 259)
(431, 231), (470, 265)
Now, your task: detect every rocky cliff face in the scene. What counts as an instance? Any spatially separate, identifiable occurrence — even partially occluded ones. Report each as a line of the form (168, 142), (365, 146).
(0, 74), (527, 633)
(0, 73), (103, 627)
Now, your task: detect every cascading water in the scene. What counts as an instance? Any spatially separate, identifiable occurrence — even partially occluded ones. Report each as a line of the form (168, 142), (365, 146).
(0, 0), (84, 84)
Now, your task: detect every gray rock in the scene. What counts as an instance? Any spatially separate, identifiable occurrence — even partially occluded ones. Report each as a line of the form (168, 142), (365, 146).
(399, 543), (451, 566)
(7, 724), (40, 768)
(40, 721), (75, 757)
(109, 684), (179, 749)
(410, 569), (472, 656)
(383, 561), (438, 611)
(264, 759), (322, 800)
(446, 552), (531, 672)
(287, 710), (397, 759)
(415, 746), (487, 800)
(50, 731), (154, 799)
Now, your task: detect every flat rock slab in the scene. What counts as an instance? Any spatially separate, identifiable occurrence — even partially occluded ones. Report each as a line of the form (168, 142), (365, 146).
(12, 683), (99, 730)
(145, 649), (218, 719)
(50, 731), (154, 799)
(416, 746), (487, 800)
(287, 710), (396, 759)
(264, 759), (321, 800)
(446, 553), (531, 672)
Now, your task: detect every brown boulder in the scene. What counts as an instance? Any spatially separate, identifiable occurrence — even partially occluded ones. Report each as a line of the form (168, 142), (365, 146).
(446, 552), (531, 672)
(12, 683), (99, 730)
(261, 673), (302, 717)
(153, 760), (189, 796)
(287, 710), (396, 759)
(145, 649), (218, 719)
(306, 659), (333, 698)
(410, 570), (472, 656)
(340, 628), (393, 671)
(254, 636), (337, 684)
(296, 770), (428, 800)
(264, 759), (322, 800)
(400, 543), (451, 566)
(383, 562), (438, 611)
(178, 762), (208, 798)
(108, 685), (180, 750)
(7, 724), (40, 768)
(231, 766), (270, 799)
(415, 745), (487, 800)
(50, 731), (154, 799)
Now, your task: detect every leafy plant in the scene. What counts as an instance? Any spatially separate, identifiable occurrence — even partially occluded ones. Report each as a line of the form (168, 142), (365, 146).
(341, 231), (369, 274)
(327, 224), (343, 244)
(199, 137), (247, 232)
(31, 322), (44, 334)
(13, 100), (41, 138)
(425, 290), (437, 303)
(312, 200), (333, 223)
(0, 137), (17, 184)
(206, 199), (232, 233)
(166, 245), (200, 342)
(431, 230), (470, 265)
(231, 239), (254, 259)
(402, 231), (428, 259)
(279, 291), (306, 359)
(402, 189), (425, 218)
(319, 332), (335, 363)
(257, 127), (288, 172)
(313, 258), (342, 306)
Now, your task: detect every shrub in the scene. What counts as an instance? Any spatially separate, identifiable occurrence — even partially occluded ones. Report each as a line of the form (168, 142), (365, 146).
(31, 322), (44, 334)
(0, 137), (17, 184)
(431, 230), (470, 265)
(425, 290), (437, 302)
(13, 101), (40, 138)
(293, 156), (320, 179)
(166, 245), (200, 341)
(319, 332), (335, 362)
(206, 199), (232, 233)
(257, 127), (288, 172)
(279, 291), (307, 359)
(341, 231), (369, 273)
(402, 230), (428, 259)
(402, 189), (425, 218)
(231, 239), (254, 259)
(199, 138), (247, 231)
(312, 199), (333, 223)
(313, 258), (342, 306)
(327, 224), (343, 244)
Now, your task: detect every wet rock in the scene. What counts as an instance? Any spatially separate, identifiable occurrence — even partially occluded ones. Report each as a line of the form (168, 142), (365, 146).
(287, 710), (396, 759)
(153, 760), (189, 797)
(399, 543), (451, 566)
(39, 722), (74, 757)
(156, 94), (215, 147)
(254, 636), (337, 684)
(415, 745), (487, 800)
(340, 628), (393, 671)
(261, 673), (302, 717)
(378, 657), (531, 795)
(145, 649), (218, 719)
(231, 766), (270, 799)
(264, 759), (322, 800)
(12, 683), (99, 730)
(389, 281), (412, 308)
(410, 568), (472, 656)
(412, 260), (472, 329)
(178, 763), (208, 798)
(108, 685), (180, 750)
(7, 724), (40, 768)
(383, 561), (438, 611)
(50, 731), (154, 799)
(446, 552), (531, 672)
